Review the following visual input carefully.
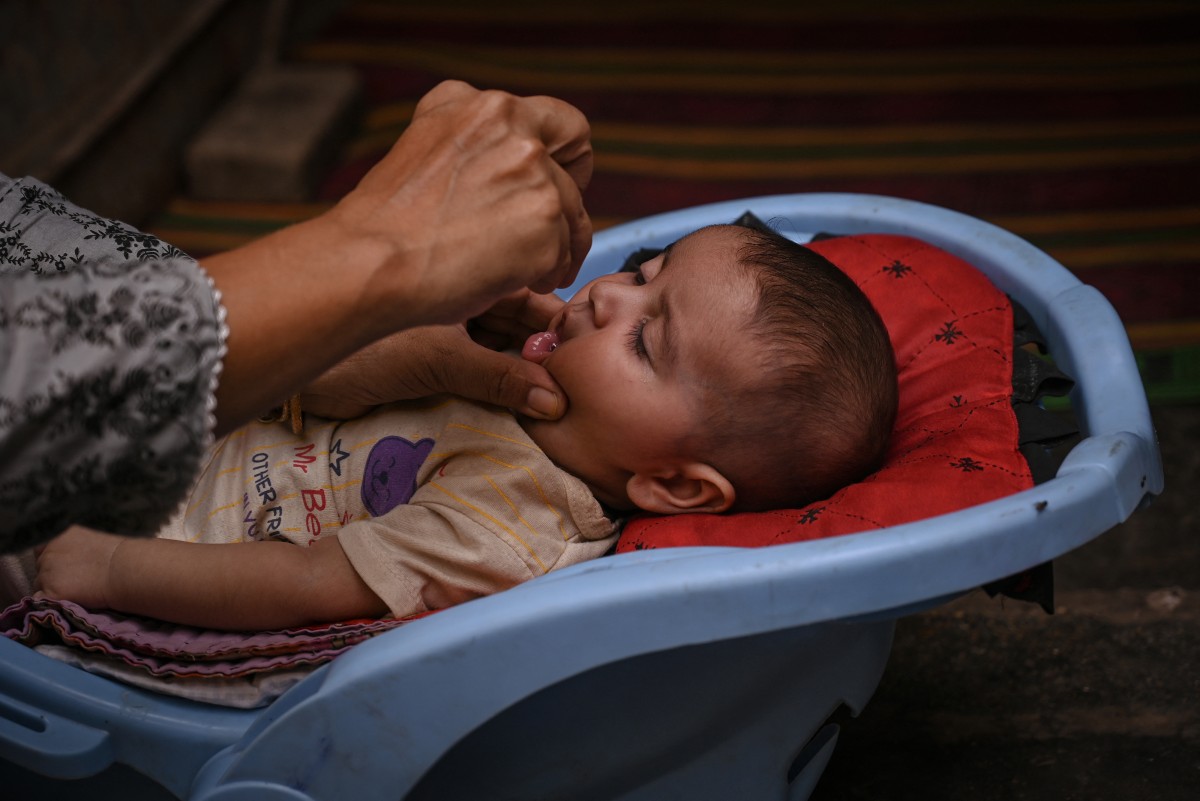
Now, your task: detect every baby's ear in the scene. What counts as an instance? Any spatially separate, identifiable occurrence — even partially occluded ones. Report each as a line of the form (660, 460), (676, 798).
(626, 463), (735, 515)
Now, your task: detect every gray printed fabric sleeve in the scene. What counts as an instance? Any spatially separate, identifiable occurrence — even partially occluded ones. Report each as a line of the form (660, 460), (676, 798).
(0, 173), (227, 552)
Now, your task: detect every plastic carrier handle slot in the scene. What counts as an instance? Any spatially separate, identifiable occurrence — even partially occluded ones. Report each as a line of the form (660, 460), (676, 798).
(0, 692), (113, 779)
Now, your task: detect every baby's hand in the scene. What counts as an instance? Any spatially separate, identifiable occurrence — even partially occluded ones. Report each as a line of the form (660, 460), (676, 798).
(34, 526), (123, 609)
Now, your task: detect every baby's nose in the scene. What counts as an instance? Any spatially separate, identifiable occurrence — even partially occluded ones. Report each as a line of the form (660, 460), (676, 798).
(588, 278), (628, 327)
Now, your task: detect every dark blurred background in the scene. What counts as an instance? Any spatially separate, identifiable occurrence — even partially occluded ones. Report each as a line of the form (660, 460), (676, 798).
(1, 1), (1196, 798)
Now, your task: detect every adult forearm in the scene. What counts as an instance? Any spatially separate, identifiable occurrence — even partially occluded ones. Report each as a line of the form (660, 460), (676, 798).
(202, 213), (412, 437)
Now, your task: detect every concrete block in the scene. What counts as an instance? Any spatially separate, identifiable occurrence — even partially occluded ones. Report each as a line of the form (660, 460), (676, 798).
(185, 64), (360, 202)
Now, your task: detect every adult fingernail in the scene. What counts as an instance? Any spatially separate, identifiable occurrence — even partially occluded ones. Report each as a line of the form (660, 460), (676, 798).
(526, 387), (560, 419)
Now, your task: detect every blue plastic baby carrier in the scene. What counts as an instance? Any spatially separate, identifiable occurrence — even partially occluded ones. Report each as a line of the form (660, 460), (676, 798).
(0, 194), (1163, 800)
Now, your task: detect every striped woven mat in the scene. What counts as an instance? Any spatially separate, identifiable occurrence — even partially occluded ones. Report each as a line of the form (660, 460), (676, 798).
(148, 0), (1200, 403)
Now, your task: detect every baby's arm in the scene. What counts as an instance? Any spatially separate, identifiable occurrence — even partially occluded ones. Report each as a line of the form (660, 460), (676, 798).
(35, 526), (388, 631)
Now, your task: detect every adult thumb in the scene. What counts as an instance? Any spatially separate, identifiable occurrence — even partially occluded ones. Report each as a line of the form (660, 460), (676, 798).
(451, 344), (567, 421)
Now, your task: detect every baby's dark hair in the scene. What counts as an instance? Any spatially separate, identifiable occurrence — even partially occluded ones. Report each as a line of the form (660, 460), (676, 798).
(697, 225), (898, 512)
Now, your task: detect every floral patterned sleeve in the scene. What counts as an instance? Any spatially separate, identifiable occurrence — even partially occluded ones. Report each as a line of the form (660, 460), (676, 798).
(0, 173), (227, 552)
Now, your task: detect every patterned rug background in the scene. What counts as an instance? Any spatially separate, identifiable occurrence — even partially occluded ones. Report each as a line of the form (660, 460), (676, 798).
(147, 0), (1200, 403)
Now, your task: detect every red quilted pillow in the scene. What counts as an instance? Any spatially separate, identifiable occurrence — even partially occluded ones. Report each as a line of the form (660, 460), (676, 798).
(616, 234), (1033, 552)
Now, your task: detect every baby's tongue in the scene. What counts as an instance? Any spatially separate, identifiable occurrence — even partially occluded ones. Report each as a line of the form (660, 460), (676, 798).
(522, 330), (560, 364)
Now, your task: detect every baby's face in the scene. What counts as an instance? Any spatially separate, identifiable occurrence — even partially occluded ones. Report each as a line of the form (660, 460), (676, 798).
(520, 225), (759, 509)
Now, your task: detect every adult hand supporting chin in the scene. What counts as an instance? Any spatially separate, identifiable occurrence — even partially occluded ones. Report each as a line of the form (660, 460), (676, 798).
(300, 290), (569, 421)
(201, 80), (592, 436)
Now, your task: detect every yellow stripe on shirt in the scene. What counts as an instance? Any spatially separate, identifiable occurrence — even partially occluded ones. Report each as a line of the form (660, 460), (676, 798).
(484, 475), (551, 572)
(427, 481), (548, 573)
(432, 450), (571, 542)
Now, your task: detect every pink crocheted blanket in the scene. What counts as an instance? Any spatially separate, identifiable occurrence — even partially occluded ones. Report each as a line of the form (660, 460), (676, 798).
(0, 596), (411, 707)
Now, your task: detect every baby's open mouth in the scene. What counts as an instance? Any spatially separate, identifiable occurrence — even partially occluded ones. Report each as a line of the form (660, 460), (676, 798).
(522, 306), (568, 364)
(521, 329), (560, 363)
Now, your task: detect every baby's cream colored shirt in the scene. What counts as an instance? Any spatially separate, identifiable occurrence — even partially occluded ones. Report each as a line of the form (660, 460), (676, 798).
(158, 397), (617, 618)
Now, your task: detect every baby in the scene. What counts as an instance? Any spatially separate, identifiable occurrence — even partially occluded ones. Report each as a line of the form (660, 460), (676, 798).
(27, 224), (897, 631)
